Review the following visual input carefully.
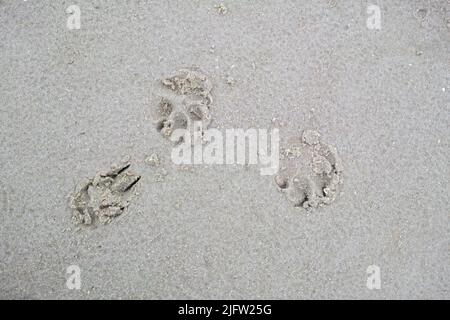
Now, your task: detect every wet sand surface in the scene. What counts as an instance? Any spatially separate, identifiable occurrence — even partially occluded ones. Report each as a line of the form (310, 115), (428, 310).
(0, 1), (448, 299)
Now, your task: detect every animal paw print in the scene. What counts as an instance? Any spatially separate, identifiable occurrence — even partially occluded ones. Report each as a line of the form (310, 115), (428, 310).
(152, 68), (213, 142)
(275, 130), (343, 209)
(70, 162), (141, 226)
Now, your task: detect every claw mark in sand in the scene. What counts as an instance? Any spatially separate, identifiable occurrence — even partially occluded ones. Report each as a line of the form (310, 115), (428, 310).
(69, 162), (141, 226)
(275, 130), (343, 209)
(152, 68), (213, 143)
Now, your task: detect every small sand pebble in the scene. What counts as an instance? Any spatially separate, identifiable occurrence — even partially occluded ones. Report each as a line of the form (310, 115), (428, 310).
(216, 3), (228, 15)
(302, 130), (321, 146)
(226, 76), (235, 86)
(145, 153), (161, 166)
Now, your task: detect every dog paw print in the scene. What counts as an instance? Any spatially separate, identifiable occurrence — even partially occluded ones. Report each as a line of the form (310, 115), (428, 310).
(152, 68), (213, 142)
(69, 162), (141, 226)
(275, 130), (343, 209)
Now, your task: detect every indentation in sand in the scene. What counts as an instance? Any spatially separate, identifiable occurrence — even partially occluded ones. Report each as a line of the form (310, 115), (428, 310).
(152, 68), (213, 143)
(275, 130), (343, 209)
(69, 162), (141, 226)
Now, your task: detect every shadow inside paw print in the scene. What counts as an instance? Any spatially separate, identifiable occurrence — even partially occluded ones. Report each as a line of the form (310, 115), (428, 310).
(69, 162), (141, 226)
(153, 97), (189, 141)
(275, 130), (343, 209)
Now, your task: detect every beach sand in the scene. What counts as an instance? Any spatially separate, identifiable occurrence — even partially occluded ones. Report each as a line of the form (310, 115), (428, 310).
(0, 0), (448, 299)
